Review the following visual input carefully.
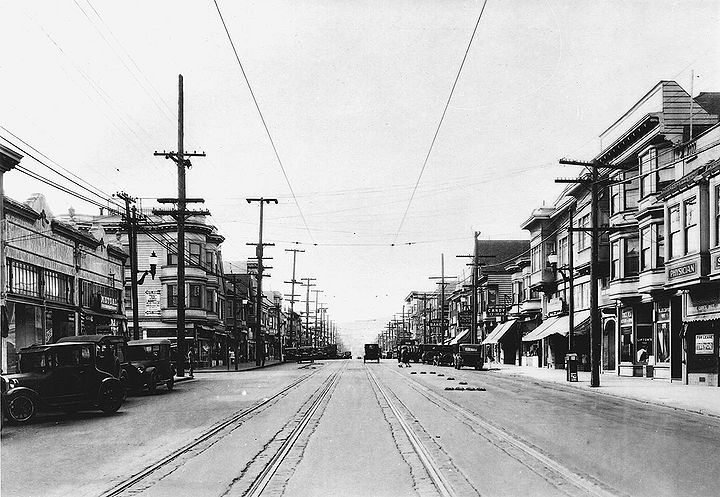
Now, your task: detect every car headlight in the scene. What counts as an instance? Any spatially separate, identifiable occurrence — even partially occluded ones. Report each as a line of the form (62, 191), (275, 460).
(8, 378), (19, 388)
(136, 365), (145, 373)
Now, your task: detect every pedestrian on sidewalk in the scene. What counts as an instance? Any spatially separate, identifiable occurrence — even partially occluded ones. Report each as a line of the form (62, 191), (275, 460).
(187, 348), (195, 378)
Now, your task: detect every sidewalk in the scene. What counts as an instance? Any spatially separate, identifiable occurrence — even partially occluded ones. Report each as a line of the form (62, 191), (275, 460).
(486, 363), (720, 418)
(171, 358), (283, 383)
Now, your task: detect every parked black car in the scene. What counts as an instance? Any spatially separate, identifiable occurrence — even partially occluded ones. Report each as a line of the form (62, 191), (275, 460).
(454, 343), (484, 370)
(125, 339), (176, 393)
(56, 334), (128, 378)
(1, 342), (125, 424)
(432, 345), (454, 366)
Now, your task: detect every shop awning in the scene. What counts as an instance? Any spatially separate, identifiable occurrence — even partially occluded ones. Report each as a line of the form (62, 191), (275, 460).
(522, 310), (591, 341)
(482, 319), (517, 345)
(448, 329), (470, 345)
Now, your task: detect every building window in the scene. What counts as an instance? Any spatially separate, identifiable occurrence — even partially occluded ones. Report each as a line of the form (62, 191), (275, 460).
(530, 245), (541, 272)
(669, 204), (682, 259)
(189, 284), (203, 308)
(640, 227), (651, 271)
(167, 243), (178, 266)
(684, 197), (698, 254)
(656, 224), (665, 268)
(8, 260), (41, 297)
(611, 241), (620, 280)
(716, 186), (720, 246)
(205, 251), (214, 272)
(487, 288), (497, 306)
(189, 243), (202, 266)
(44, 269), (74, 304)
(206, 289), (215, 312)
(639, 149), (656, 198)
(577, 214), (590, 250)
(625, 237), (639, 277)
(573, 281), (590, 310)
(167, 284), (177, 308)
(557, 237), (568, 267)
(610, 182), (622, 215)
(624, 172), (639, 210)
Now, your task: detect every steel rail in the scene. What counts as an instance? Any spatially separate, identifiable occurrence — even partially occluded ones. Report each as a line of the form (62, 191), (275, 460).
(366, 366), (456, 497)
(99, 369), (320, 497)
(244, 362), (346, 497)
(388, 366), (623, 497)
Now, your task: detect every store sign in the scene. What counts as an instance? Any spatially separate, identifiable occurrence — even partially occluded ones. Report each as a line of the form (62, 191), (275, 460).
(100, 295), (118, 312)
(547, 298), (565, 316)
(145, 289), (162, 317)
(685, 287), (720, 319)
(620, 308), (633, 327)
(715, 255), (720, 270)
(458, 310), (472, 327)
(486, 306), (506, 317)
(668, 262), (696, 280)
(695, 334), (714, 355)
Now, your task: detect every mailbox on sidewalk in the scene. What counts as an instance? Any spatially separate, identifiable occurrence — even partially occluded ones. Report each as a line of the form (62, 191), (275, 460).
(566, 353), (578, 382)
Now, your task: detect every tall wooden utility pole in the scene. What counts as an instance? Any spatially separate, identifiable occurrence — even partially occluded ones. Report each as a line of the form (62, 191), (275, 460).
(312, 289), (323, 347)
(246, 198), (277, 366)
(284, 246), (304, 347)
(300, 278), (316, 346)
(117, 192), (140, 340)
(153, 75), (206, 377)
(429, 254), (455, 343)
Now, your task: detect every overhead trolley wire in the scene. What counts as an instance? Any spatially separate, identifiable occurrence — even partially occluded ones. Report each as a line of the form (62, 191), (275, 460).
(212, 0), (315, 245)
(391, 0), (490, 246)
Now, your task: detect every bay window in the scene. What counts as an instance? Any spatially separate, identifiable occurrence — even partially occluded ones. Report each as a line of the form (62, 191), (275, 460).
(167, 243), (178, 266)
(656, 224), (665, 268)
(640, 227), (651, 271)
(167, 284), (177, 308)
(577, 214), (590, 250)
(625, 237), (639, 276)
(640, 149), (655, 197)
(189, 243), (202, 266)
(669, 204), (682, 259)
(624, 172), (639, 210)
(189, 284), (203, 308)
(611, 241), (620, 279)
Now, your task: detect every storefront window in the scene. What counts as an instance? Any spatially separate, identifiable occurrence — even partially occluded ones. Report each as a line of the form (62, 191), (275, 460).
(685, 197), (698, 254)
(669, 204), (682, 259)
(655, 307), (670, 364)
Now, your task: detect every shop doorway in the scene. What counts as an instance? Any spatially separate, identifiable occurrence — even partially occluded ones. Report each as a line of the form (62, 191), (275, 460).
(603, 319), (616, 370)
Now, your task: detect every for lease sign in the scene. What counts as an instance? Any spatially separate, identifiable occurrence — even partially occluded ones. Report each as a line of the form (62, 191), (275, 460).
(695, 334), (714, 355)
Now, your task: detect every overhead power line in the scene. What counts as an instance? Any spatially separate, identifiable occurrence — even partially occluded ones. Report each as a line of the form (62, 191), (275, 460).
(212, 0), (315, 245)
(392, 0), (490, 246)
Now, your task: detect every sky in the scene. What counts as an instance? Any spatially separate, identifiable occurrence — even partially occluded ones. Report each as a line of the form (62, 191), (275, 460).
(1, 0), (720, 352)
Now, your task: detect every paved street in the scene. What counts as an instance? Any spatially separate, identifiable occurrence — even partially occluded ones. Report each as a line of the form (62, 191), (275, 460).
(3, 359), (719, 497)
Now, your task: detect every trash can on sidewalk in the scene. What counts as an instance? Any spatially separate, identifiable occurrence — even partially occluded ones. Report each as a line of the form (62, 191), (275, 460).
(566, 353), (578, 382)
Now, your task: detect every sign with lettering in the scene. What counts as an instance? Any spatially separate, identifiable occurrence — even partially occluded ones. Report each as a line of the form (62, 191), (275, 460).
(668, 262), (696, 279)
(458, 310), (472, 327)
(715, 255), (720, 269)
(695, 334), (714, 355)
(145, 289), (162, 317)
(486, 305), (506, 317)
(685, 287), (720, 320)
(100, 295), (118, 312)
(620, 308), (633, 327)
(547, 298), (566, 316)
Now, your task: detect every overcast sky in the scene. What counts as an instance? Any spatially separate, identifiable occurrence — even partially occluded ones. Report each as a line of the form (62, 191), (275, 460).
(2, 1), (719, 349)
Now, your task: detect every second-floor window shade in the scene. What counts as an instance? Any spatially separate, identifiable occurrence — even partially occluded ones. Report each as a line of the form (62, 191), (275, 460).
(669, 205), (682, 259)
(189, 243), (202, 266)
(684, 197), (698, 254)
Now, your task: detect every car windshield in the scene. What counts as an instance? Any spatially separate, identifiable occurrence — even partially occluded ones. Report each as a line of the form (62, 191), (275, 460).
(18, 351), (47, 373)
(127, 345), (161, 362)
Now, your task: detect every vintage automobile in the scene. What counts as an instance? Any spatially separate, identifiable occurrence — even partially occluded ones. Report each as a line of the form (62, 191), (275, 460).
(363, 343), (380, 363)
(1, 342), (125, 424)
(125, 339), (176, 393)
(432, 345), (454, 366)
(454, 343), (484, 370)
(56, 334), (128, 378)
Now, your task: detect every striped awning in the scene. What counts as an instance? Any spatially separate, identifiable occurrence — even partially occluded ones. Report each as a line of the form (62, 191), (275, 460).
(522, 311), (591, 341)
(482, 319), (517, 345)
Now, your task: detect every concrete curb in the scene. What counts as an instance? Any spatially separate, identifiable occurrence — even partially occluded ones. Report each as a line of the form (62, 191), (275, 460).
(192, 361), (285, 374)
(489, 369), (720, 419)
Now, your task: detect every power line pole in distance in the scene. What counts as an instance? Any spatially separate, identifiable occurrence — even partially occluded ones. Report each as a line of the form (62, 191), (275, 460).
(284, 246), (304, 348)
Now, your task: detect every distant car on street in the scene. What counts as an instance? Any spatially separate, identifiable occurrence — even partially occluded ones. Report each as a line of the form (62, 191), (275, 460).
(363, 344), (380, 363)
(454, 343), (484, 370)
(1, 342), (125, 424)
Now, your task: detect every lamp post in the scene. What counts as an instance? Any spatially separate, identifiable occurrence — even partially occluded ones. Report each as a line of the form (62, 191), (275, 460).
(130, 250), (158, 340)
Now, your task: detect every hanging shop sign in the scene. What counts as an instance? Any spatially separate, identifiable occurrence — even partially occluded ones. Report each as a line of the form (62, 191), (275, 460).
(620, 308), (633, 327)
(695, 334), (714, 355)
(485, 306), (506, 317)
(458, 310), (472, 327)
(547, 298), (566, 317)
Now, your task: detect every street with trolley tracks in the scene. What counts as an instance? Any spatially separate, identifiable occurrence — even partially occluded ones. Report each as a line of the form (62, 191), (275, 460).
(3, 358), (719, 497)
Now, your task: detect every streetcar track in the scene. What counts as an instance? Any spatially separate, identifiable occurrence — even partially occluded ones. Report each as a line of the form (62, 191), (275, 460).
(98, 367), (322, 497)
(366, 365), (459, 497)
(387, 364), (627, 497)
(238, 361), (346, 497)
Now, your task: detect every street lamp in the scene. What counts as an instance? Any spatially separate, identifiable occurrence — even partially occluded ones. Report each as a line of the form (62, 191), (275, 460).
(137, 251), (158, 285)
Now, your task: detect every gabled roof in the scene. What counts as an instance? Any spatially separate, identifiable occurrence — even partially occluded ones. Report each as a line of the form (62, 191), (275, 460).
(476, 240), (530, 273)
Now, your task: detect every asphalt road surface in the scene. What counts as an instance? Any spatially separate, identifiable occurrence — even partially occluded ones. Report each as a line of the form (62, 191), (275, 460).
(3, 359), (719, 497)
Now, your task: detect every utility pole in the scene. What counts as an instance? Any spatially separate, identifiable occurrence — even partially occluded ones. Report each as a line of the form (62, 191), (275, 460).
(429, 254), (455, 343)
(152, 74), (206, 377)
(246, 198), (277, 366)
(284, 246), (304, 348)
(558, 158), (627, 387)
(312, 289), (323, 347)
(301, 278), (316, 346)
(116, 192), (141, 340)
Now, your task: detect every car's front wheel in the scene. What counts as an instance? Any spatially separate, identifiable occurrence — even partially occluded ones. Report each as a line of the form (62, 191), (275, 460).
(5, 391), (37, 424)
(98, 382), (124, 414)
